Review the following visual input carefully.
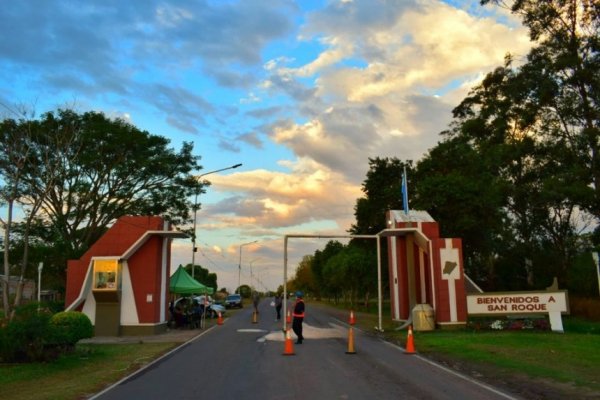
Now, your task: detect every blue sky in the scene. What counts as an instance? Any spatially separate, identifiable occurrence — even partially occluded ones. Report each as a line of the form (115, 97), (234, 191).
(0, 0), (531, 292)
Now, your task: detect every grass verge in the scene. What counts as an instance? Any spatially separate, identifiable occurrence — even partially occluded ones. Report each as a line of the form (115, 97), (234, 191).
(0, 342), (177, 400)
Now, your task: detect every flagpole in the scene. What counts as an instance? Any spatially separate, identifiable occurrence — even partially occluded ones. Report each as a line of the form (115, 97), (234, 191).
(402, 166), (409, 216)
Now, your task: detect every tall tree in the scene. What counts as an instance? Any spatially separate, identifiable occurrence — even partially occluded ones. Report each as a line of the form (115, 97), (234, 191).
(481, 0), (600, 219)
(351, 157), (409, 235)
(1, 109), (202, 292)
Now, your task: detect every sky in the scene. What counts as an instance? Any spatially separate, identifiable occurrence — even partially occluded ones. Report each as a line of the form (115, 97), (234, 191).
(0, 0), (532, 293)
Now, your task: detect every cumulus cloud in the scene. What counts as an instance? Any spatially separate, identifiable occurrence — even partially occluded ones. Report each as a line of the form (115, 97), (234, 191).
(199, 162), (361, 231)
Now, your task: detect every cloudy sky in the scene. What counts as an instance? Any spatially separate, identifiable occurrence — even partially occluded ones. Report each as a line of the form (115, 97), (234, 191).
(0, 0), (531, 292)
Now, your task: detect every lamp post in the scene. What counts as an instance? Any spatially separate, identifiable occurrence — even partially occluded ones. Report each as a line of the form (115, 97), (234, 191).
(238, 240), (258, 293)
(37, 262), (43, 303)
(191, 163), (242, 279)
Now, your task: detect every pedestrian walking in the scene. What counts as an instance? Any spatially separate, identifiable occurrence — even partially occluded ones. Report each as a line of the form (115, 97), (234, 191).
(292, 291), (305, 344)
(275, 293), (283, 320)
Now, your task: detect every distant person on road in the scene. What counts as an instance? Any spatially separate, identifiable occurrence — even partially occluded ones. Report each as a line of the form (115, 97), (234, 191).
(275, 293), (283, 320)
(292, 291), (305, 344)
(252, 291), (260, 313)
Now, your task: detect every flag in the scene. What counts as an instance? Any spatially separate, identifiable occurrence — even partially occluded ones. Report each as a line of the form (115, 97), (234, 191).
(401, 166), (409, 215)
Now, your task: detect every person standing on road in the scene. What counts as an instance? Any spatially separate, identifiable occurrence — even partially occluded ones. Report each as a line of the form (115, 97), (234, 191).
(252, 291), (260, 313)
(275, 293), (283, 320)
(292, 291), (305, 344)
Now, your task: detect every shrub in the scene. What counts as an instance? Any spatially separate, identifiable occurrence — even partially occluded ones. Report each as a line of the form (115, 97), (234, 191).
(50, 311), (93, 346)
(0, 303), (54, 362)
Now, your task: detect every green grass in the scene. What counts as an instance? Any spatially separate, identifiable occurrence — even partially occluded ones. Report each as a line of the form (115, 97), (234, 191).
(0, 343), (177, 400)
(409, 330), (600, 389)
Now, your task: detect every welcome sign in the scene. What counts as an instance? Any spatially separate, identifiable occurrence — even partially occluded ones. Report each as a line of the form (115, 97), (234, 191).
(467, 291), (569, 332)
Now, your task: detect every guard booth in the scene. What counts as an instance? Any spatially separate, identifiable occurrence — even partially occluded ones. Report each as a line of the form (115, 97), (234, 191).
(386, 210), (467, 329)
(65, 216), (187, 336)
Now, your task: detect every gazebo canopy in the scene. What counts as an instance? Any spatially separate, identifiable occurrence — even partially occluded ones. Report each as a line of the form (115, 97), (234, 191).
(169, 266), (214, 295)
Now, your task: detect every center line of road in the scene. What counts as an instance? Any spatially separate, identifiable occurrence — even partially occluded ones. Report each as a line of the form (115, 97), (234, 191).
(237, 329), (268, 333)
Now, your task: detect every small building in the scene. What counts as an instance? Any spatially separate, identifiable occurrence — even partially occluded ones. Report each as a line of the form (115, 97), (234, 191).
(0, 275), (36, 301)
(65, 216), (187, 336)
(386, 210), (468, 329)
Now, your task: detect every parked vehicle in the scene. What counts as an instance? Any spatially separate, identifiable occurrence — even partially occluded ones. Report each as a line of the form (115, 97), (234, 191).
(225, 293), (243, 308)
(173, 295), (226, 318)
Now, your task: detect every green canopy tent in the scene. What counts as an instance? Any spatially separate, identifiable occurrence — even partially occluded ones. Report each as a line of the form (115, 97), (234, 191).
(169, 266), (214, 295)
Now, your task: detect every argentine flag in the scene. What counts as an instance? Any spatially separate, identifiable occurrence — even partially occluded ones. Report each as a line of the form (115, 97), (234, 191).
(401, 166), (409, 215)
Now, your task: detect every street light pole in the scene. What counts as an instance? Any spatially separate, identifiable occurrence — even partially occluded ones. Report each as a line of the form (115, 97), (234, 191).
(238, 240), (258, 293)
(191, 163), (242, 279)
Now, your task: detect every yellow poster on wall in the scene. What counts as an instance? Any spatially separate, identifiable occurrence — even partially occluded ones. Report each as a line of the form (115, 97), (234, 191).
(93, 259), (120, 290)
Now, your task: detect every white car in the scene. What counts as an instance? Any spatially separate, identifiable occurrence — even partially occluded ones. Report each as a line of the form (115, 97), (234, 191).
(193, 295), (226, 318)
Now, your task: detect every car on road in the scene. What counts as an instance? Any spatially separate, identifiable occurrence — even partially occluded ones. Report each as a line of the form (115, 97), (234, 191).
(225, 294), (243, 308)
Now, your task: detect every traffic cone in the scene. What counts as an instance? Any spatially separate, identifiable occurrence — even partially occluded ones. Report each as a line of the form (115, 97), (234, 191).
(283, 329), (295, 356)
(286, 310), (292, 324)
(349, 310), (355, 325)
(217, 312), (223, 325)
(346, 326), (356, 354)
(405, 324), (416, 354)
(252, 310), (258, 324)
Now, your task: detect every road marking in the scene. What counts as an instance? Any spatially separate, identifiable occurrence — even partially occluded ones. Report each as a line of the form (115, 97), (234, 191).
(237, 328), (268, 333)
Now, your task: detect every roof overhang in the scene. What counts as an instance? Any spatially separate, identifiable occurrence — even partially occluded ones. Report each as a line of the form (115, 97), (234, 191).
(119, 230), (188, 261)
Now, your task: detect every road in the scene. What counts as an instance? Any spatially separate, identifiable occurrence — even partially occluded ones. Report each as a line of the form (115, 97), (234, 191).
(91, 301), (522, 400)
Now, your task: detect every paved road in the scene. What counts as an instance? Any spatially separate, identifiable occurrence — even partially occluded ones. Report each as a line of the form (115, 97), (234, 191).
(91, 301), (522, 400)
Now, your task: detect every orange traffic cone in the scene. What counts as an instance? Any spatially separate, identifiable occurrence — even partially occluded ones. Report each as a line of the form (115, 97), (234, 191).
(346, 326), (356, 354)
(349, 310), (356, 325)
(283, 329), (295, 356)
(217, 312), (223, 325)
(405, 324), (416, 354)
(252, 310), (258, 324)
(286, 310), (292, 324)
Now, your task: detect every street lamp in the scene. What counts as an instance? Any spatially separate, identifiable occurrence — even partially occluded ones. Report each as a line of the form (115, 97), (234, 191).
(191, 163), (242, 279)
(238, 240), (258, 292)
(37, 262), (43, 303)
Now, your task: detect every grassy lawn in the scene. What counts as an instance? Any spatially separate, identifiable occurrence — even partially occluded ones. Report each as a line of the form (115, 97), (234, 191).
(0, 343), (177, 400)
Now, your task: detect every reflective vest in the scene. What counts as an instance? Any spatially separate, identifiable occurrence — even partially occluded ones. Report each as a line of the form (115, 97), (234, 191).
(292, 299), (305, 318)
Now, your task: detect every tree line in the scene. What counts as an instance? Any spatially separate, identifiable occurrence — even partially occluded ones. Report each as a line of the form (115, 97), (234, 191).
(288, 1), (600, 302)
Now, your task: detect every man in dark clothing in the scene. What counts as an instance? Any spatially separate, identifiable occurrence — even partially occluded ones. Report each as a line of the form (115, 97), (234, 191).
(292, 291), (305, 344)
(275, 294), (283, 320)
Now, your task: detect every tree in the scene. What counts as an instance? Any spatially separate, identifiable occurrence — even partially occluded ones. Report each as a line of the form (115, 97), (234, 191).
(312, 240), (345, 299)
(481, 0), (600, 218)
(291, 255), (315, 296)
(350, 157), (409, 235)
(185, 263), (218, 293)
(1, 109), (203, 297)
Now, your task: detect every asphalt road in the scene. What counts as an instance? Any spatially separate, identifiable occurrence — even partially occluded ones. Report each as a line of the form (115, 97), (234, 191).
(91, 301), (522, 400)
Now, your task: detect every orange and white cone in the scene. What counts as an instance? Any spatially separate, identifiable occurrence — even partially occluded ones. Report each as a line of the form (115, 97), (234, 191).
(217, 312), (223, 325)
(283, 329), (295, 356)
(349, 310), (356, 325)
(346, 326), (356, 354)
(252, 310), (258, 324)
(405, 324), (416, 354)
(286, 310), (292, 324)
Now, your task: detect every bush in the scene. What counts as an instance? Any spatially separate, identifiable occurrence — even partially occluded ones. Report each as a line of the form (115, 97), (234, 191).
(50, 311), (93, 346)
(0, 306), (92, 363)
(0, 303), (54, 362)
